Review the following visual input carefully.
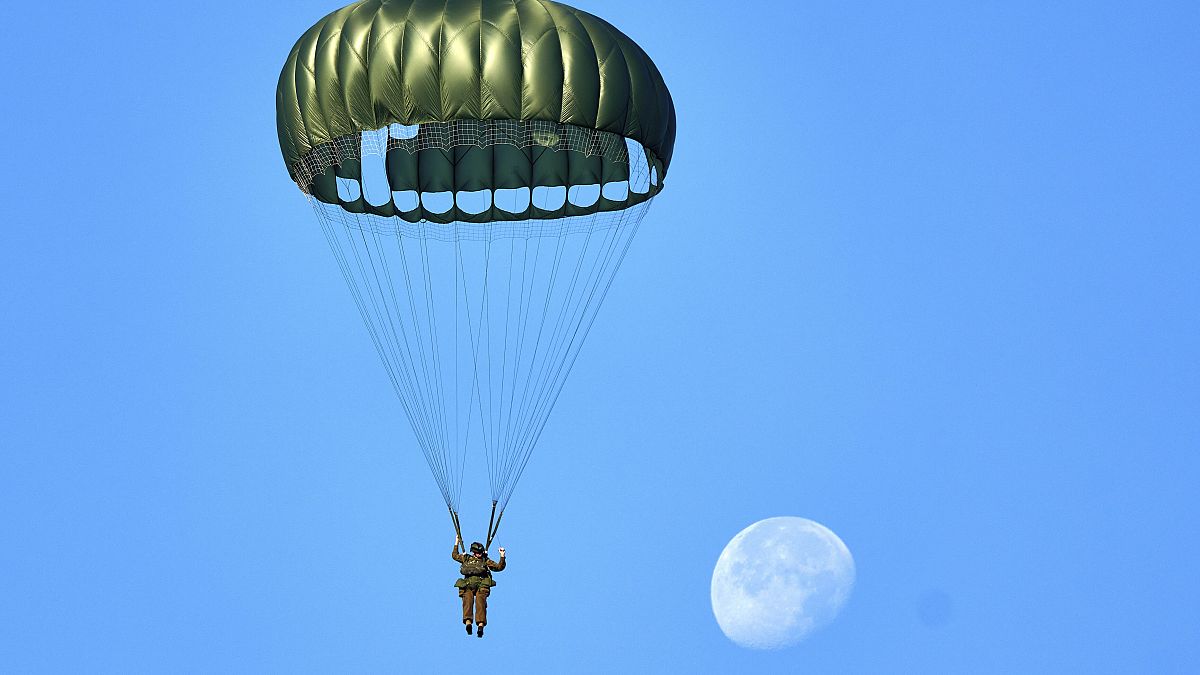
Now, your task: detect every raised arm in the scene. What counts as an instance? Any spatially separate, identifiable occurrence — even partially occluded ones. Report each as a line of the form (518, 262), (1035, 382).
(452, 536), (464, 562)
(488, 547), (506, 571)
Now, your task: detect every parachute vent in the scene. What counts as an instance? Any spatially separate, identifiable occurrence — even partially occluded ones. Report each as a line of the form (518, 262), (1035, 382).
(291, 119), (664, 224)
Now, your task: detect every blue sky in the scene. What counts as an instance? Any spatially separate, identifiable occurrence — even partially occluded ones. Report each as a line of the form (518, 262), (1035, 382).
(2, 0), (1197, 671)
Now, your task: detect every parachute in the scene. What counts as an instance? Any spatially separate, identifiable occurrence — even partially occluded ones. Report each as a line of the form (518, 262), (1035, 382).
(277, 0), (675, 548)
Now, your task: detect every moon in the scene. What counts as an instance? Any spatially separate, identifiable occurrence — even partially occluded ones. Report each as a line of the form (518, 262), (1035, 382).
(711, 517), (855, 649)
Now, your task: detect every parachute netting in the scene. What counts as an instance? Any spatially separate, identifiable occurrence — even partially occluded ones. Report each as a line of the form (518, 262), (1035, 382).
(304, 122), (657, 532)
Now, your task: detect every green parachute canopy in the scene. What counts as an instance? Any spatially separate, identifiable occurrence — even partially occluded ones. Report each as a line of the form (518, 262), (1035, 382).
(277, 0), (675, 223)
(277, 0), (674, 547)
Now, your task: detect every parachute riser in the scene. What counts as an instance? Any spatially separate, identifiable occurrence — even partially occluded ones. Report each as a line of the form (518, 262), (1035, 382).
(486, 509), (505, 550)
(450, 508), (465, 554)
(451, 504), (504, 553)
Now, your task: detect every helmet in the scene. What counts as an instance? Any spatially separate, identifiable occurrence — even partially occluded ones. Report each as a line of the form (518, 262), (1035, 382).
(470, 542), (485, 554)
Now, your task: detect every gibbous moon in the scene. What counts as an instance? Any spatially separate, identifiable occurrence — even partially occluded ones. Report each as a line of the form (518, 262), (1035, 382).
(711, 517), (855, 649)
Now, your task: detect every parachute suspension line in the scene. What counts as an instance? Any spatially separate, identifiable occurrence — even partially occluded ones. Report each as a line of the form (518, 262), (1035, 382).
(381, 217), (455, 505)
(391, 222), (451, 505)
(496, 202), (573, 498)
(501, 211), (613, 486)
(432, 229), (458, 508)
(499, 236), (615, 501)
(492, 192), (576, 503)
(313, 206), (451, 506)
(495, 227), (543, 495)
(453, 223), (462, 505)
(452, 221), (491, 510)
(378, 224), (454, 493)
(488, 230), (522, 507)
(505, 201), (649, 509)
(362, 222), (450, 469)
(477, 235), (496, 485)
(369, 224), (440, 458)
(516, 222), (606, 426)
(357, 223), (452, 500)
(500, 230), (537, 461)
(476, 238), (496, 497)
(416, 219), (454, 504)
(394, 225), (456, 508)
(456, 233), (492, 502)
(454, 221), (469, 507)
(529, 211), (637, 436)
(499, 206), (649, 511)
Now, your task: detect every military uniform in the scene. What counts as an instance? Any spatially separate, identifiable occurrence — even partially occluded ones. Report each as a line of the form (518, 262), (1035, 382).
(452, 546), (506, 626)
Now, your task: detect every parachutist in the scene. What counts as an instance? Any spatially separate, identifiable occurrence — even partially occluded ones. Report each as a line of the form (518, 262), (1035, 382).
(454, 536), (506, 636)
